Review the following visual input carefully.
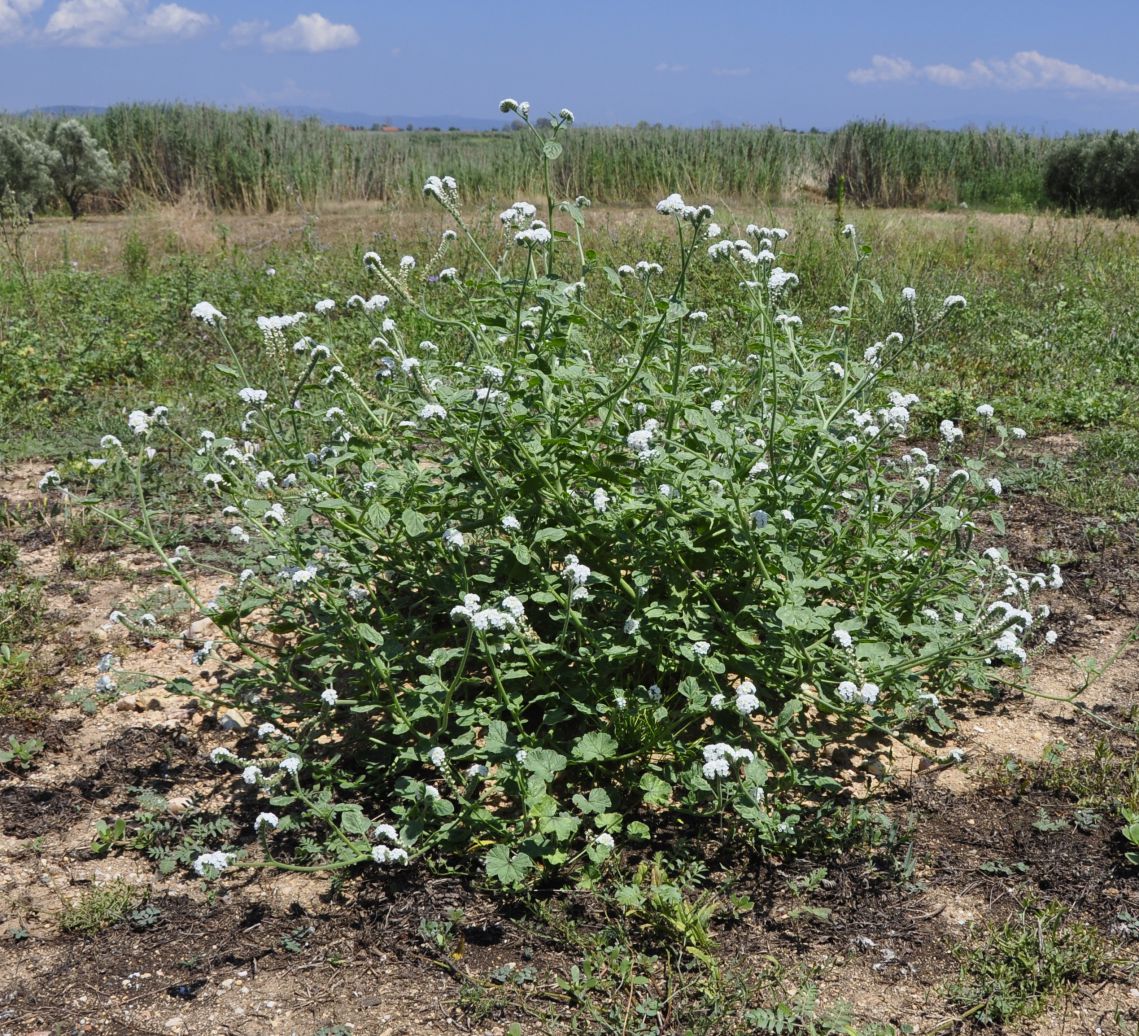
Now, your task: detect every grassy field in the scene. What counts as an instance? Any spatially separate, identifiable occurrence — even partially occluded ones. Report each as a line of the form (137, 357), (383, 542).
(0, 190), (1137, 1034)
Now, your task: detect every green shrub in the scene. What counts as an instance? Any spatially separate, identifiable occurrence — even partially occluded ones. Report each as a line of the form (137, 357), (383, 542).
(77, 100), (1059, 887)
(1044, 131), (1139, 216)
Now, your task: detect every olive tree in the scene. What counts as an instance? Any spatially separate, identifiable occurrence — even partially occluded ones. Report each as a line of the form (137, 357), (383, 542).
(44, 119), (122, 218)
(0, 124), (57, 218)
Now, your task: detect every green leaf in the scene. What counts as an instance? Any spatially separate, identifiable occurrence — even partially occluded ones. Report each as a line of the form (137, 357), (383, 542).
(615, 884), (645, 908)
(524, 748), (568, 782)
(542, 140), (563, 161)
(511, 543), (531, 566)
(776, 603), (828, 632)
(312, 497), (351, 512)
(485, 844), (534, 887)
(540, 813), (581, 841)
(355, 622), (384, 646)
(401, 508), (428, 538)
(365, 502), (391, 530)
(990, 510), (1006, 535)
(640, 773), (673, 807)
(338, 808), (371, 836)
(485, 720), (511, 757)
(560, 201), (585, 227)
(573, 731), (618, 763)
(572, 787), (612, 814)
(533, 527), (566, 544)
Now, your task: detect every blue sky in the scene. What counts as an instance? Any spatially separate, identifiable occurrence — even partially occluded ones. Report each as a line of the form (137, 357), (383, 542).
(3, 0), (1139, 131)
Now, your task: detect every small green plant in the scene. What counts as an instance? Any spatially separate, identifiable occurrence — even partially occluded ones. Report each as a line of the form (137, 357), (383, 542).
(121, 230), (150, 281)
(612, 857), (720, 971)
(0, 735), (44, 770)
(89, 789), (236, 876)
(280, 924), (313, 953)
(1031, 807), (1068, 833)
(90, 817), (129, 854)
(59, 880), (147, 934)
(1120, 807), (1139, 866)
(947, 898), (1109, 1026)
(129, 903), (162, 929)
(419, 908), (465, 957)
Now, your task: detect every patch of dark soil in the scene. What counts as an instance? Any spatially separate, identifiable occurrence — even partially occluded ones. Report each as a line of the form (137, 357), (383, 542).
(0, 880), (549, 1034)
(98, 725), (201, 779)
(909, 779), (1139, 930)
(0, 782), (87, 837)
(1000, 492), (1139, 622)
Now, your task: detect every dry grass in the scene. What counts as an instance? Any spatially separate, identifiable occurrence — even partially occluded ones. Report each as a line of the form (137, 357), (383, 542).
(12, 198), (1139, 276)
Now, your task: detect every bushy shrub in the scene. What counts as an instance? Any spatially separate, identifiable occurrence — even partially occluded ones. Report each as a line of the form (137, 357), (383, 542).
(0, 119), (120, 219)
(77, 100), (1058, 887)
(44, 119), (123, 219)
(0, 124), (57, 217)
(1044, 131), (1139, 216)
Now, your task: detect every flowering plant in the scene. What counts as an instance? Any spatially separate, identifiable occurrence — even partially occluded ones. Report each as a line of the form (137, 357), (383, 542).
(79, 99), (1057, 886)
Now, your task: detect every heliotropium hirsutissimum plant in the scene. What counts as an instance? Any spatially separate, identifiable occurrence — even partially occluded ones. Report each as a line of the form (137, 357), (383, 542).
(72, 99), (1061, 886)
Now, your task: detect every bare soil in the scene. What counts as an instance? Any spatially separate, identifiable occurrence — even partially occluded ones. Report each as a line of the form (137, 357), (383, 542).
(1, 460), (1138, 1035)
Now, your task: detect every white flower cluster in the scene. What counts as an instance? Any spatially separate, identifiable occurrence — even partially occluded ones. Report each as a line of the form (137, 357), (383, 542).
(499, 200), (537, 227)
(767, 267), (799, 297)
(191, 301), (225, 326)
(626, 417), (659, 459)
(561, 554), (592, 601)
(939, 419), (964, 444)
(450, 592), (526, 632)
(514, 220), (552, 247)
(655, 192), (714, 224)
(701, 742), (754, 780)
(192, 850), (231, 875)
(422, 174), (459, 208)
(837, 681), (880, 706)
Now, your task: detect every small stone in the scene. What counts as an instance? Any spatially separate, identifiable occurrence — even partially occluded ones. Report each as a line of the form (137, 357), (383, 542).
(115, 695), (139, 712)
(183, 618), (215, 647)
(217, 708), (250, 730)
(164, 1018), (187, 1033)
(89, 627), (109, 644)
(167, 796), (194, 816)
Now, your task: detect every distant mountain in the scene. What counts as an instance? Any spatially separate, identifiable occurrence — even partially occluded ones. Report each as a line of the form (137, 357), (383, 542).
(273, 105), (511, 131)
(18, 104), (107, 117)
(917, 114), (1099, 137)
(14, 102), (511, 131)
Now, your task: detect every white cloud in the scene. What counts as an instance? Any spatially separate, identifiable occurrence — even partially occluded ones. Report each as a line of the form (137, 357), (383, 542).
(849, 51), (1139, 94)
(654, 62), (686, 74)
(44, 0), (212, 46)
(139, 2), (209, 40)
(0, 0), (42, 40)
(261, 12), (358, 53)
(848, 54), (914, 85)
(712, 67), (751, 78)
(225, 18), (266, 47)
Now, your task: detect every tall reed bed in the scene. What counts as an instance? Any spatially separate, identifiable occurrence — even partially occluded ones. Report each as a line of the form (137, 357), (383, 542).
(8, 104), (1057, 212)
